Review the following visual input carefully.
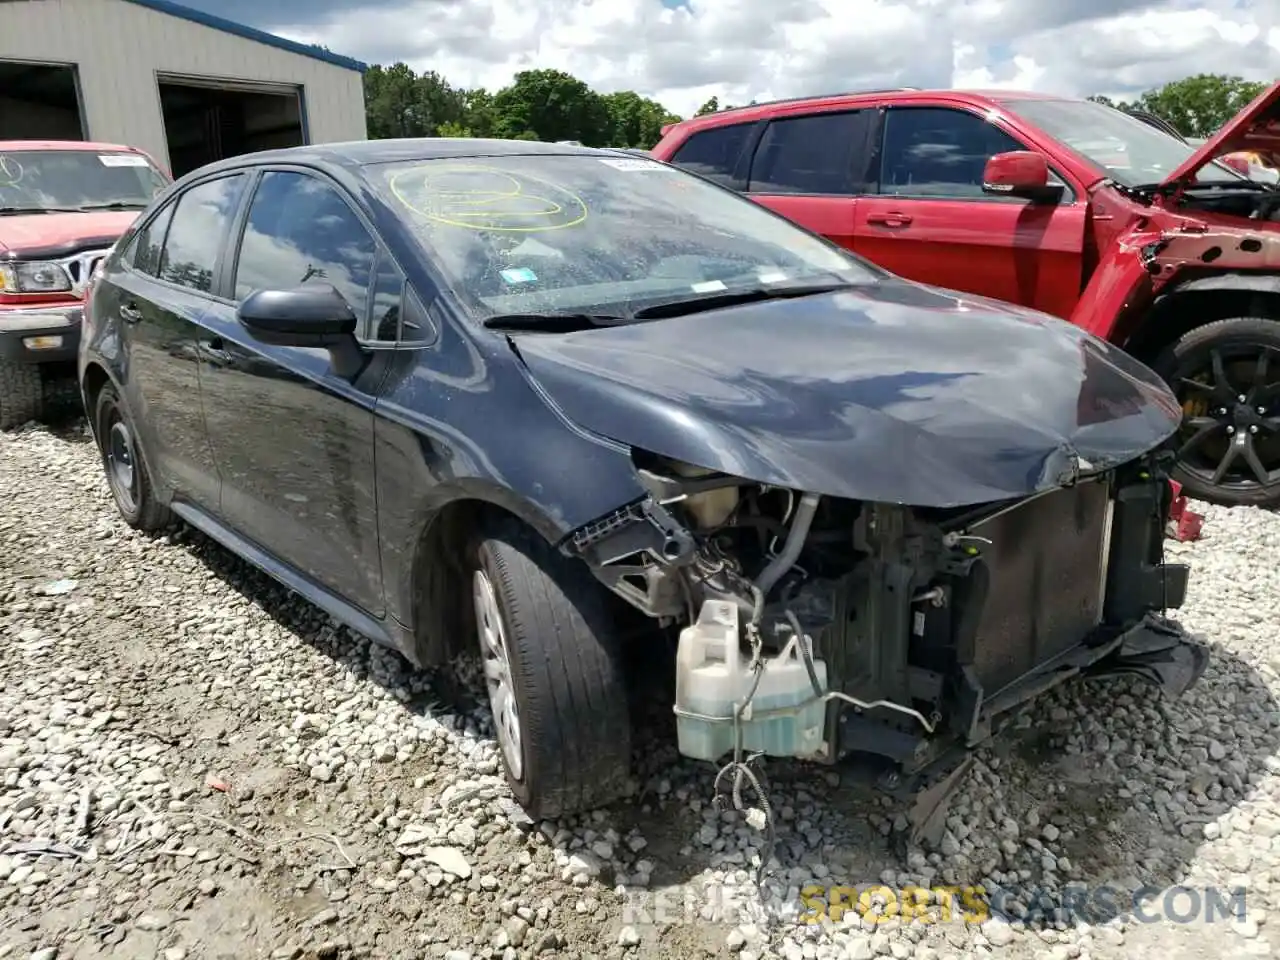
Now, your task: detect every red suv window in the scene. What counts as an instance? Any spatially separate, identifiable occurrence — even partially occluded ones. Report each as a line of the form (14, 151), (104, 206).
(748, 111), (874, 195)
(669, 122), (755, 188)
(878, 107), (1025, 198)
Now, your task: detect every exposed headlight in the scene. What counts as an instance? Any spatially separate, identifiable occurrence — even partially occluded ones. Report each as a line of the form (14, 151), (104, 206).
(0, 261), (73, 294)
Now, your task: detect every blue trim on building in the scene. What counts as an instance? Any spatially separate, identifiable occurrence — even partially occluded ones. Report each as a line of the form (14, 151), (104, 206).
(118, 0), (368, 73)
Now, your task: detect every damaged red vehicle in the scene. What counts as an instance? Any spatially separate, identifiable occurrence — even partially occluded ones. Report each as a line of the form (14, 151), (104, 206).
(652, 82), (1280, 507)
(0, 140), (169, 428)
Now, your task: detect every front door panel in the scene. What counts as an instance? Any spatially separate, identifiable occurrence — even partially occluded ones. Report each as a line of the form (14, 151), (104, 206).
(196, 306), (386, 615)
(854, 104), (1087, 319)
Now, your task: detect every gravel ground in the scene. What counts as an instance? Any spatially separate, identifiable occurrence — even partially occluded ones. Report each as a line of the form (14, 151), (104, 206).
(2, 415), (1280, 960)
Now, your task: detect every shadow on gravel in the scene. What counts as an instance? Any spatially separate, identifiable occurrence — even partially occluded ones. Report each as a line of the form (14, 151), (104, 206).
(124, 491), (1280, 932)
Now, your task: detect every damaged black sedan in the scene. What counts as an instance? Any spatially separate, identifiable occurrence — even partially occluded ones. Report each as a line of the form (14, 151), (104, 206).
(79, 138), (1208, 827)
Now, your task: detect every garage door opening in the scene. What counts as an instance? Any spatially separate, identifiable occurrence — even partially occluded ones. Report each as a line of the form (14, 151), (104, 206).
(158, 76), (306, 178)
(0, 61), (84, 141)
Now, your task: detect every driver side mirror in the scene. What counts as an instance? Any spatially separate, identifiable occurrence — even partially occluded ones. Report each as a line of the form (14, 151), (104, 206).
(238, 285), (357, 347)
(237, 285), (366, 378)
(982, 151), (1063, 202)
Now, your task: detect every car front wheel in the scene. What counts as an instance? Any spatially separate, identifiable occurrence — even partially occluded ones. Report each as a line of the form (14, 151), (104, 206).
(470, 518), (632, 820)
(1154, 316), (1280, 508)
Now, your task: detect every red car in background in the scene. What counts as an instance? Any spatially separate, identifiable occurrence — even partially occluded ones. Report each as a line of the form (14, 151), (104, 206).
(652, 83), (1280, 507)
(0, 140), (170, 428)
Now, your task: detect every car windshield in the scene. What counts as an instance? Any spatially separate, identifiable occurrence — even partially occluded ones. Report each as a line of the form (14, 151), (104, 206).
(999, 98), (1246, 187)
(367, 152), (880, 322)
(0, 149), (168, 212)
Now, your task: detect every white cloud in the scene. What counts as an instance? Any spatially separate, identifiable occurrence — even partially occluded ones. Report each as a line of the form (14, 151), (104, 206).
(271, 0), (1279, 117)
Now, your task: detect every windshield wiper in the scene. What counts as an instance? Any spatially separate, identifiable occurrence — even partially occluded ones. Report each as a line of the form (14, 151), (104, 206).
(482, 312), (631, 332)
(632, 282), (855, 320)
(0, 206), (56, 216)
(75, 201), (149, 211)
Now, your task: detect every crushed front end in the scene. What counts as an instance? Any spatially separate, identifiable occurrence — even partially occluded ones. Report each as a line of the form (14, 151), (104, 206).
(566, 451), (1208, 838)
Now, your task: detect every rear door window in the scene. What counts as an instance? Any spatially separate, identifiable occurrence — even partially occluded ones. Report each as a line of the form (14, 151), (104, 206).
(669, 123), (754, 188)
(158, 174), (247, 294)
(748, 111), (874, 195)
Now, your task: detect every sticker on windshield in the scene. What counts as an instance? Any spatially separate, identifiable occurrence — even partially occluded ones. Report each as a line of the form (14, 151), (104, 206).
(99, 154), (149, 167)
(691, 280), (726, 293)
(500, 267), (537, 284)
(758, 272), (787, 284)
(596, 157), (665, 172)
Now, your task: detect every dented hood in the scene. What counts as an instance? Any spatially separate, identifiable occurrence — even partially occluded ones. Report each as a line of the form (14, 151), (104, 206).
(512, 282), (1182, 508)
(1163, 80), (1280, 187)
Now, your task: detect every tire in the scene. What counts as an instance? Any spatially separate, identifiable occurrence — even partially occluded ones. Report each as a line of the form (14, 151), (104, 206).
(1151, 316), (1280, 508)
(469, 517), (632, 819)
(93, 383), (171, 531)
(0, 358), (43, 430)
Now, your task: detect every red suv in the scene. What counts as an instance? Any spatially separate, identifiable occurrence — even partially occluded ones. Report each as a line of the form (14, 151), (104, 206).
(652, 84), (1280, 508)
(0, 140), (169, 428)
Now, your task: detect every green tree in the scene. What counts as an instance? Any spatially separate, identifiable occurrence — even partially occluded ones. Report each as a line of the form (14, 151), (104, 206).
(491, 69), (612, 145)
(363, 63), (421, 138)
(363, 63), (468, 139)
(461, 89), (498, 138)
(694, 96), (720, 116)
(602, 91), (682, 148)
(436, 120), (474, 138)
(1132, 74), (1267, 138)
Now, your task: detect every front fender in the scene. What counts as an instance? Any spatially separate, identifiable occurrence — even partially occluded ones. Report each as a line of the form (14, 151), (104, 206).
(1068, 227), (1161, 345)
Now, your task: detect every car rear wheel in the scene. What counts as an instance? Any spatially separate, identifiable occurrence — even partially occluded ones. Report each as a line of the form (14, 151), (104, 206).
(470, 518), (632, 820)
(0, 358), (43, 430)
(94, 383), (170, 531)
(1153, 317), (1280, 508)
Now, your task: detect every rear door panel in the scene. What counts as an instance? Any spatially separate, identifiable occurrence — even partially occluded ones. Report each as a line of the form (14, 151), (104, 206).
(745, 109), (876, 253)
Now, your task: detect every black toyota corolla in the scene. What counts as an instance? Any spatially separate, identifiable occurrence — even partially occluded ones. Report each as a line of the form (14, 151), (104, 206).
(79, 138), (1207, 830)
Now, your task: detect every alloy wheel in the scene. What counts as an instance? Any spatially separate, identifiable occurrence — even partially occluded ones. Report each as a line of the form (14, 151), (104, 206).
(472, 568), (524, 779)
(1174, 344), (1280, 494)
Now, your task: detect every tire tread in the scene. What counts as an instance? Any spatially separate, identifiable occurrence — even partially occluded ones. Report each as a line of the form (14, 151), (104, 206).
(0, 359), (43, 430)
(479, 517), (631, 819)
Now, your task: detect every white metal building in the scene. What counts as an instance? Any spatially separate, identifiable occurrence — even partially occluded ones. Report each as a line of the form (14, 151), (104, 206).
(0, 0), (368, 178)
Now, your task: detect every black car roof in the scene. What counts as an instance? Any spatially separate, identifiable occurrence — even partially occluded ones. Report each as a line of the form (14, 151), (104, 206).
(190, 137), (611, 178)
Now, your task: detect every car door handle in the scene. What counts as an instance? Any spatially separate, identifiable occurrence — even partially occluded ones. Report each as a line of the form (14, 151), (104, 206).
(866, 212), (913, 227)
(119, 302), (142, 323)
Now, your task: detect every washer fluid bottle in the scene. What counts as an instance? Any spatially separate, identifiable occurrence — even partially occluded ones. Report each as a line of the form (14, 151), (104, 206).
(674, 599), (828, 762)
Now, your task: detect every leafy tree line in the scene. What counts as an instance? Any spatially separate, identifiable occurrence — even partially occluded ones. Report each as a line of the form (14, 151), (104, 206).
(361, 64), (1269, 148)
(1086, 74), (1268, 139)
(362, 65), (684, 149)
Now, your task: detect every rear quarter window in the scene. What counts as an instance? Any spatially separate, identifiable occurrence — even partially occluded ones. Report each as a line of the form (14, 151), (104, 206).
(669, 122), (754, 189)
